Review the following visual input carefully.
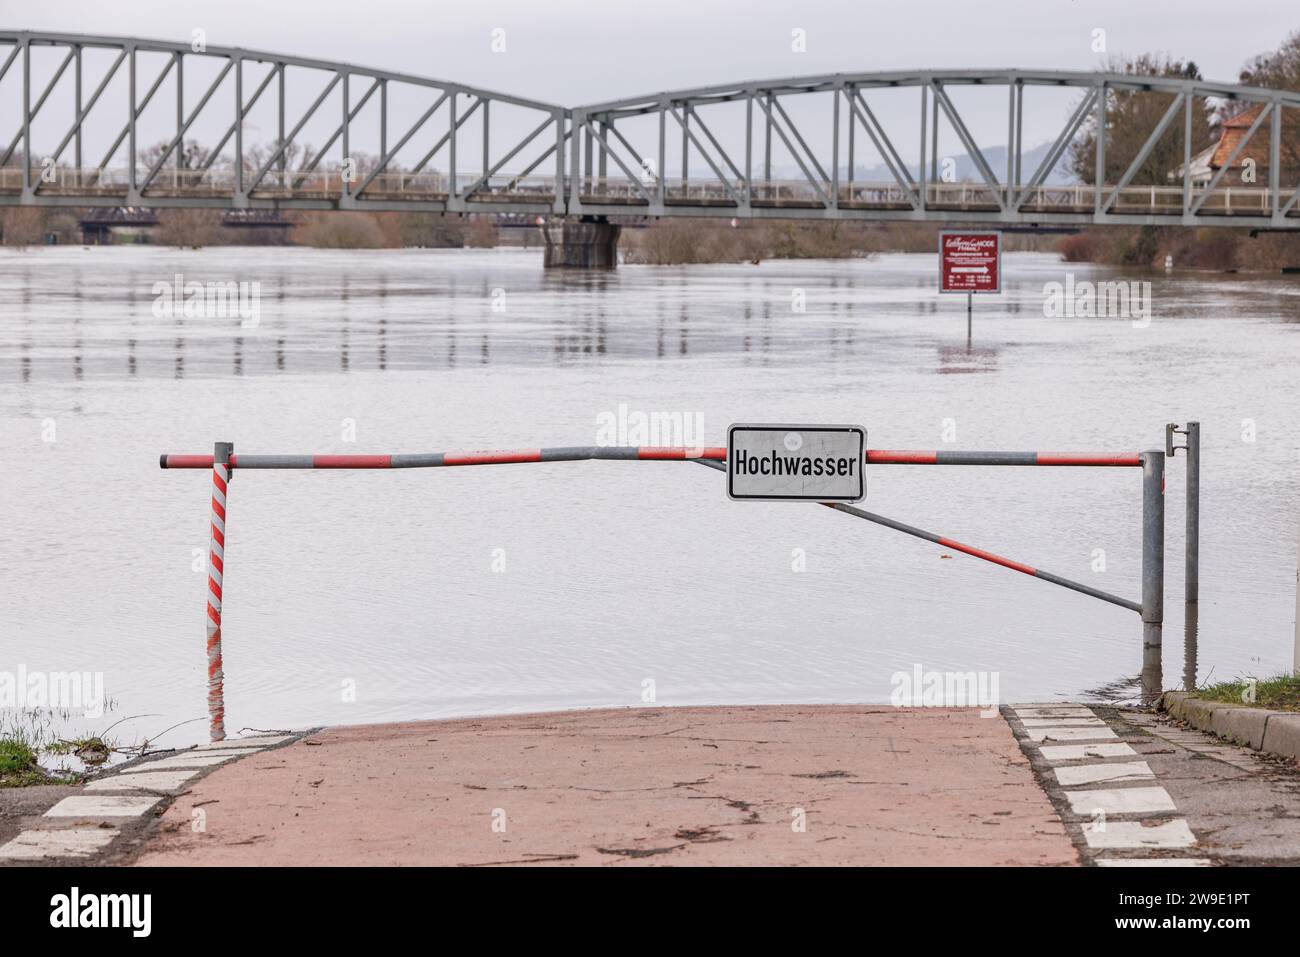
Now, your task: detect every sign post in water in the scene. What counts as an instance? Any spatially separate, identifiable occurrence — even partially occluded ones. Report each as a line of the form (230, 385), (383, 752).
(939, 231), (1001, 343)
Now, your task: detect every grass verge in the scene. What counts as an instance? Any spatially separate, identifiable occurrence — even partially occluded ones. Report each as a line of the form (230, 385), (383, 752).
(1192, 673), (1300, 711)
(0, 738), (47, 788)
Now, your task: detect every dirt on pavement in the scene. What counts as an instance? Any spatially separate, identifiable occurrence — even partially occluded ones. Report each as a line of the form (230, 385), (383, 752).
(131, 705), (1078, 866)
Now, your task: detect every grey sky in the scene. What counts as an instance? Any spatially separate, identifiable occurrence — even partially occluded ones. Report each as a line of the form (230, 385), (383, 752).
(17, 0), (1297, 105)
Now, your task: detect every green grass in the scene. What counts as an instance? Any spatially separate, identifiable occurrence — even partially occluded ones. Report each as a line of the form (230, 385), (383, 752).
(44, 737), (111, 765)
(0, 737), (47, 787)
(1192, 673), (1300, 711)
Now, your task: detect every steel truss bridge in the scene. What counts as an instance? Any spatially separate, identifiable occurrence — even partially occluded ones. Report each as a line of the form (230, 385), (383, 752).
(4, 30), (1300, 229)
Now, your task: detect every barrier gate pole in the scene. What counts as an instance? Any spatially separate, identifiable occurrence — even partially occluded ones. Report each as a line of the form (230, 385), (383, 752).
(205, 441), (233, 742)
(1185, 421), (1200, 605)
(1141, 449), (1165, 697)
(162, 441), (1166, 722)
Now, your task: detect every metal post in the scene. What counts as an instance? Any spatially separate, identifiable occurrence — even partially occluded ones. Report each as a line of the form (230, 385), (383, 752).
(763, 93), (772, 186)
(127, 46), (136, 192)
(657, 104), (666, 208)
(917, 84), (926, 201)
(176, 52), (184, 180)
(278, 63), (286, 187)
(205, 441), (233, 741)
(680, 104), (688, 191)
(1141, 449), (1165, 644)
(930, 85), (939, 193)
(1185, 421), (1199, 604)
(449, 93), (458, 202)
(74, 44), (82, 176)
(341, 72), (350, 197)
(234, 57), (243, 197)
(744, 96), (752, 206)
(583, 114), (593, 190)
(1295, 515), (1300, 673)
(1141, 449), (1165, 701)
(598, 118), (607, 184)
(848, 86), (856, 197)
(966, 292), (972, 344)
(831, 92), (839, 208)
(1095, 82), (1106, 214)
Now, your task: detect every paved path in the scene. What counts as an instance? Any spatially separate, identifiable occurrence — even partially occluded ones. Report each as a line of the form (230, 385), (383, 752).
(133, 706), (1074, 866)
(4, 703), (1297, 866)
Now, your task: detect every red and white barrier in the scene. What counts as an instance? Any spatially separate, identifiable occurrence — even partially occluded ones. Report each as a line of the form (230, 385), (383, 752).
(204, 443), (233, 741)
(163, 440), (1155, 740)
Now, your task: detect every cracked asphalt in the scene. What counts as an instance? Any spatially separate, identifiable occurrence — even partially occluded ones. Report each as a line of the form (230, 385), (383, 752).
(7, 703), (1294, 866)
(128, 705), (1077, 866)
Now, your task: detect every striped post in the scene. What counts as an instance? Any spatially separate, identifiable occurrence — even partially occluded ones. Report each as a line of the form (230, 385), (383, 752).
(205, 441), (233, 742)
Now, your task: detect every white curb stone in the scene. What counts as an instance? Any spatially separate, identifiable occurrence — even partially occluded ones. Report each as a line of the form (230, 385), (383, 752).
(0, 827), (120, 860)
(45, 795), (161, 818)
(1053, 761), (1154, 786)
(194, 735), (293, 750)
(1026, 726), (1119, 742)
(1083, 819), (1197, 849)
(121, 752), (239, 771)
(1013, 707), (1096, 718)
(1020, 718), (1107, 727)
(1097, 857), (1211, 866)
(1039, 743), (1137, 761)
(86, 770), (199, 793)
(1066, 786), (1177, 816)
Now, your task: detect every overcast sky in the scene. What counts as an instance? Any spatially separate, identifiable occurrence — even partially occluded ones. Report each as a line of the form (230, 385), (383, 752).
(18, 0), (1297, 104)
(9, 2), (1299, 179)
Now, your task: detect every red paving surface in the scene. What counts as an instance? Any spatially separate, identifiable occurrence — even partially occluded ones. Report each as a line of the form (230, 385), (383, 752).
(134, 705), (1079, 866)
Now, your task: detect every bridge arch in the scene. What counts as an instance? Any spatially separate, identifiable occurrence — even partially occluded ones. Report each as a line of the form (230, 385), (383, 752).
(3, 30), (1299, 228)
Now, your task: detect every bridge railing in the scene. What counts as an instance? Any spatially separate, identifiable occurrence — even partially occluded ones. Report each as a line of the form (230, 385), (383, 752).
(3, 164), (1294, 219)
(567, 177), (1299, 218)
(1, 166), (133, 193)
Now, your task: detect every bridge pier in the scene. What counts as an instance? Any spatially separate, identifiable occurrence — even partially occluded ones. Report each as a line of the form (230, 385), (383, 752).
(541, 216), (621, 269)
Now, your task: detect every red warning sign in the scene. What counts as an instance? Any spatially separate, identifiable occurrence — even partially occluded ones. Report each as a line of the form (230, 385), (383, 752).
(939, 231), (1001, 294)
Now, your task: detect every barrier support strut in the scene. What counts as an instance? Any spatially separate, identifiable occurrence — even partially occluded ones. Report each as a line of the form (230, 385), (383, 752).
(1141, 449), (1165, 647)
(696, 457), (1143, 613)
(205, 441), (232, 741)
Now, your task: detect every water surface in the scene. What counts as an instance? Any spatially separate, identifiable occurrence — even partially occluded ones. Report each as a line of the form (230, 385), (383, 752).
(1, 246), (1296, 747)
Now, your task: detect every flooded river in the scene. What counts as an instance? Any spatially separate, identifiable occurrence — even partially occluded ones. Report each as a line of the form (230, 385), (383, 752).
(1, 245), (1297, 748)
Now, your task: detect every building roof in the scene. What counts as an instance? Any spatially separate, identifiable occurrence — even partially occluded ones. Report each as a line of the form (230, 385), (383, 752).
(1211, 103), (1272, 170)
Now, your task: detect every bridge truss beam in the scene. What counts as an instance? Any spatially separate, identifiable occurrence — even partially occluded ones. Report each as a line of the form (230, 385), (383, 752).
(4, 31), (1300, 229)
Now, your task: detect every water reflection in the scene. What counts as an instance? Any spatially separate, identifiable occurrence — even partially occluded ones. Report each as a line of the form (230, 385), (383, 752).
(937, 344), (1000, 375)
(5, 249), (1075, 383)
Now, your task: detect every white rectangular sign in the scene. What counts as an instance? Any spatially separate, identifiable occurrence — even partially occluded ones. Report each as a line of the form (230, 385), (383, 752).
(727, 424), (866, 502)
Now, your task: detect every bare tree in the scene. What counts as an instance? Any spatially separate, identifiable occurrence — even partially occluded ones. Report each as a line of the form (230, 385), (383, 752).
(1069, 55), (1212, 186)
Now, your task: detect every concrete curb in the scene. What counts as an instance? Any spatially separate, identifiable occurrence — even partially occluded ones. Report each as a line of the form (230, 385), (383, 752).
(1159, 692), (1300, 762)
